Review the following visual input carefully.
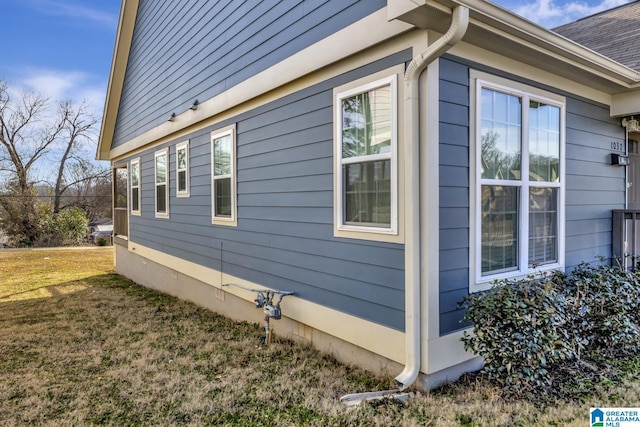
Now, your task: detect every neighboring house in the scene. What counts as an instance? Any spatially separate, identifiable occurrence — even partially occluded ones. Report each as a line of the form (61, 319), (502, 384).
(97, 0), (640, 390)
(87, 218), (113, 234)
(87, 219), (113, 243)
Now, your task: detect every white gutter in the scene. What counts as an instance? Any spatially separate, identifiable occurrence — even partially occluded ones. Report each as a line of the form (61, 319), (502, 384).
(453, 0), (640, 85)
(395, 5), (469, 390)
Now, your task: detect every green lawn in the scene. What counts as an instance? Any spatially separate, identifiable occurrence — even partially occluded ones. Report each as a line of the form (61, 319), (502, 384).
(0, 248), (637, 426)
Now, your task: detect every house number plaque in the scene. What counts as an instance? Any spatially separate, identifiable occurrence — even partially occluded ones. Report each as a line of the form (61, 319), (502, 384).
(611, 141), (625, 152)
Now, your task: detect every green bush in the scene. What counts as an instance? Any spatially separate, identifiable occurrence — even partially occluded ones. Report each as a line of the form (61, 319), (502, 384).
(96, 236), (110, 246)
(461, 274), (576, 392)
(38, 207), (89, 247)
(461, 264), (640, 396)
(567, 263), (640, 357)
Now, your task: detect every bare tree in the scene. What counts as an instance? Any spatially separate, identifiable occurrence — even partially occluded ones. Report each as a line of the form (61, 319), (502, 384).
(0, 81), (66, 191)
(52, 99), (108, 214)
(0, 80), (109, 246)
(0, 81), (67, 244)
(60, 162), (112, 221)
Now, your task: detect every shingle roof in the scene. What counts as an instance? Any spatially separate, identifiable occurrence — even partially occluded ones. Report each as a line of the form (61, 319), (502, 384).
(553, 1), (640, 72)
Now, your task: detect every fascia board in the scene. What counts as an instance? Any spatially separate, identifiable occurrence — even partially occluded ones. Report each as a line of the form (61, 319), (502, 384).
(96, 0), (139, 161)
(439, 0), (640, 85)
(612, 91), (640, 117)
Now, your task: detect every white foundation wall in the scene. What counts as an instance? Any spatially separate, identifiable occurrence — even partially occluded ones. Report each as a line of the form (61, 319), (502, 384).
(114, 244), (404, 377)
(114, 243), (482, 390)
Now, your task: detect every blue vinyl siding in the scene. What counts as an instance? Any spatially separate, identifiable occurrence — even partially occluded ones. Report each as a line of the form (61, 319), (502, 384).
(439, 58), (471, 335)
(112, 0), (386, 148)
(126, 51), (410, 331)
(438, 56), (625, 336)
(564, 97), (626, 270)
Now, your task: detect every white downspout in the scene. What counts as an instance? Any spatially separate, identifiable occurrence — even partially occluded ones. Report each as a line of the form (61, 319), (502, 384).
(395, 5), (469, 390)
(341, 6), (470, 405)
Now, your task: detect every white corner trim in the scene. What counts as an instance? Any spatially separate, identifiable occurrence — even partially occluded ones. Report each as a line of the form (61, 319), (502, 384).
(425, 330), (476, 374)
(422, 60), (441, 341)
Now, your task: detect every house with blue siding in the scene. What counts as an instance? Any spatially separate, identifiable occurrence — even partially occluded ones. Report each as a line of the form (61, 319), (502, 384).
(98, 0), (640, 390)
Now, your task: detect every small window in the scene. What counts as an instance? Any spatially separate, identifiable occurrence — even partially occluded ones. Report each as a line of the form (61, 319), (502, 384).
(335, 74), (398, 238)
(472, 72), (565, 291)
(130, 158), (141, 216)
(211, 124), (237, 226)
(176, 140), (190, 197)
(155, 148), (169, 218)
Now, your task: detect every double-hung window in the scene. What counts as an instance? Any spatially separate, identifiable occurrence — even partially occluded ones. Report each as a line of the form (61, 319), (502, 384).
(176, 140), (190, 197)
(335, 74), (398, 240)
(473, 74), (565, 289)
(155, 148), (169, 218)
(130, 157), (141, 215)
(211, 124), (237, 226)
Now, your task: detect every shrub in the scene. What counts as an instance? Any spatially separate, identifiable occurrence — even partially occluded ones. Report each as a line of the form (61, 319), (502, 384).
(96, 236), (110, 246)
(461, 274), (576, 392)
(461, 264), (640, 396)
(38, 207), (89, 247)
(566, 263), (640, 357)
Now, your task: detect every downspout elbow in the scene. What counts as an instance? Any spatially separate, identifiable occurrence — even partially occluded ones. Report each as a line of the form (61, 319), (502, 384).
(406, 6), (469, 81)
(395, 5), (469, 390)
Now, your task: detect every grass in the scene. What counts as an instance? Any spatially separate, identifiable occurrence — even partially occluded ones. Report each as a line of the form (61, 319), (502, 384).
(1, 248), (639, 426)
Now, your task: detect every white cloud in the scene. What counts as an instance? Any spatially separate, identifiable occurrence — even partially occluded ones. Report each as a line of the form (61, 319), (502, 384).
(21, 69), (86, 100)
(17, 68), (105, 116)
(511, 0), (631, 28)
(26, 0), (118, 28)
(77, 87), (107, 113)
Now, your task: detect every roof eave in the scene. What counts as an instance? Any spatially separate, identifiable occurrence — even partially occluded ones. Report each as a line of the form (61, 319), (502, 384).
(96, 0), (139, 161)
(454, 0), (640, 85)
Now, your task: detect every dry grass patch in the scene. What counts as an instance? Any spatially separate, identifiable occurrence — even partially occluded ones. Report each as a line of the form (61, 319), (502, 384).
(1, 248), (639, 426)
(0, 247), (112, 300)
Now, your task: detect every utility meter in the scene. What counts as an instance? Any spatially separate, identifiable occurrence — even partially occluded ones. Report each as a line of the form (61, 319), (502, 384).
(264, 304), (281, 320)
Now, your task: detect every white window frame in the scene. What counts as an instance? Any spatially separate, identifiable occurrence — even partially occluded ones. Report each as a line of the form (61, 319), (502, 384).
(154, 148), (170, 219)
(130, 157), (141, 216)
(470, 71), (566, 292)
(211, 124), (237, 227)
(333, 71), (401, 243)
(176, 140), (190, 198)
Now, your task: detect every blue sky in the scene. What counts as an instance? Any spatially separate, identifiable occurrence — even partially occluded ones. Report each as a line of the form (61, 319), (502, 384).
(494, 0), (632, 28)
(0, 0), (632, 117)
(0, 0), (120, 112)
